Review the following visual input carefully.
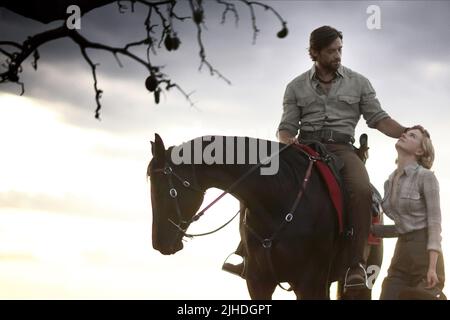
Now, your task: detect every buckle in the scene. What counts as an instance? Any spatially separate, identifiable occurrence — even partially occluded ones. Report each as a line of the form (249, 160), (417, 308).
(326, 131), (336, 143)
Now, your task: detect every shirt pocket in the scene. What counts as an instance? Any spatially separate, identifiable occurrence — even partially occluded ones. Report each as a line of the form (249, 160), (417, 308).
(297, 95), (317, 116)
(297, 95), (315, 107)
(400, 191), (423, 215)
(338, 95), (361, 111)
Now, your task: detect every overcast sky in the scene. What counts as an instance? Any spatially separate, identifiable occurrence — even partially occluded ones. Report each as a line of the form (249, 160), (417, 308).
(0, 0), (449, 299)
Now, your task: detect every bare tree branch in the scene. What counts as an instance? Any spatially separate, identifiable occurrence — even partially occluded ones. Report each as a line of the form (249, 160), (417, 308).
(189, 0), (232, 85)
(79, 47), (103, 119)
(216, 0), (239, 26)
(240, 0), (260, 43)
(1, 0), (288, 119)
(239, 0), (288, 43)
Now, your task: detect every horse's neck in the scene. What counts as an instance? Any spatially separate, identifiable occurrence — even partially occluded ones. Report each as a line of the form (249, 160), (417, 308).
(179, 135), (296, 211)
(196, 163), (283, 212)
(198, 163), (254, 192)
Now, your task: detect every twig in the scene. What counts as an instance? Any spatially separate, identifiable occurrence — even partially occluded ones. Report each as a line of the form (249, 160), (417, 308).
(216, 0), (239, 26)
(189, 0), (232, 85)
(80, 47), (103, 120)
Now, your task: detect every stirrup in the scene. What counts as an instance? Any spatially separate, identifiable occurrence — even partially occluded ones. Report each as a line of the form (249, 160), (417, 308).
(222, 252), (245, 278)
(344, 263), (368, 290)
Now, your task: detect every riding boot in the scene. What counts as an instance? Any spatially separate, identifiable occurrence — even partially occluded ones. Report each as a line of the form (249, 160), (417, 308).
(344, 213), (371, 290)
(344, 262), (368, 290)
(323, 144), (372, 292)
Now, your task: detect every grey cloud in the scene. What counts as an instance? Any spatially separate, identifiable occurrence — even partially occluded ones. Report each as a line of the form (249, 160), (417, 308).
(1, 1), (449, 137)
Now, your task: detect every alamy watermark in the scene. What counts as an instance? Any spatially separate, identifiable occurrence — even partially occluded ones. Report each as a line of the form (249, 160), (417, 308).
(66, 5), (81, 30)
(63, 4), (381, 32)
(367, 264), (381, 289)
(367, 5), (382, 30)
(170, 136), (280, 175)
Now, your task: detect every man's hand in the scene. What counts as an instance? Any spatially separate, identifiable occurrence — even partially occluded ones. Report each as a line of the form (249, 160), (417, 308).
(375, 117), (407, 138)
(277, 130), (299, 145)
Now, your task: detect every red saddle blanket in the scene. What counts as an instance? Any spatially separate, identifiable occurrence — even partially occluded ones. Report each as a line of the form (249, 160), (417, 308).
(292, 144), (382, 244)
(293, 144), (344, 233)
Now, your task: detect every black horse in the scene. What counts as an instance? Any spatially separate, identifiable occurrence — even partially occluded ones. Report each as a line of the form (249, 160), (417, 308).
(148, 133), (382, 299)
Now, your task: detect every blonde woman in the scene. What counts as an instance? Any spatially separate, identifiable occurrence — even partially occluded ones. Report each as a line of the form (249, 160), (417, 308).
(380, 126), (445, 299)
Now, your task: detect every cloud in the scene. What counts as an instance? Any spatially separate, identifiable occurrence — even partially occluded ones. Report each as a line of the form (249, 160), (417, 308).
(0, 190), (125, 219)
(2, 1), (450, 138)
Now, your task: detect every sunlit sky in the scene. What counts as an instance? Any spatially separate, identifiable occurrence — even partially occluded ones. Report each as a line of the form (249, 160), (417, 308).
(1, 1), (449, 299)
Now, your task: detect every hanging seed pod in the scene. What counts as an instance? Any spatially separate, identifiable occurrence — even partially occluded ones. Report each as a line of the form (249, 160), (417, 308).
(164, 35), (173, 51)
(193, 9), (204, 24)
(277, 26), (288, 39)
(145, 74), (158, 92)
(154, 88), (161, 104)
(171, 36), (181, 50)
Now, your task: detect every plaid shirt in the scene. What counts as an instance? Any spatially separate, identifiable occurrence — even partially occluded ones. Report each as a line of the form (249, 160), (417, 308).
(382, 163), (442, 252)
(277, 65), (390, 138)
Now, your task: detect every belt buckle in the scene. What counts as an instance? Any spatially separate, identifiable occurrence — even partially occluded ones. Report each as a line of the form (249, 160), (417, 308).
(326, 131), (335, 143)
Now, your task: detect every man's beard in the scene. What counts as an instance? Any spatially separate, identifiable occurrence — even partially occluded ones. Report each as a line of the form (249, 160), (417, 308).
(325, 60), (341, 72)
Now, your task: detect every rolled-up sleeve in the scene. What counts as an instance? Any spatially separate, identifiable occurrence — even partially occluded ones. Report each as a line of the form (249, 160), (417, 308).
(360, 77), (390, 128)
(277, 83), (301, 137)
(422, 171), (442, 252)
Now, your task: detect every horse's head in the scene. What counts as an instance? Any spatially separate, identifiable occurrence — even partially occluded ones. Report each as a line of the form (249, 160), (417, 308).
(147, 134), (205, 255)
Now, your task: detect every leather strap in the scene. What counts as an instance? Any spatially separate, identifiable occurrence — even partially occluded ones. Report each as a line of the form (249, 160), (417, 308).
(301, 130), (354, 144)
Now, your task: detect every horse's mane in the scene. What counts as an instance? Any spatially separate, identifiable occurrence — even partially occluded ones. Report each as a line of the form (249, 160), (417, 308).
(164, 135), (311, 191)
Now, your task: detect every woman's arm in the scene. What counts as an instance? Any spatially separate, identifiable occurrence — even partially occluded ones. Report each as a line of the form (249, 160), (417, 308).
(422, 171), (442, 288)
(427, 250), (440, 288)
(422, 171), (442, 253)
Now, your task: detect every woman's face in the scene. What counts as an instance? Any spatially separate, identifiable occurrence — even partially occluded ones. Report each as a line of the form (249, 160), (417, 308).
(395, 128), (424, 157)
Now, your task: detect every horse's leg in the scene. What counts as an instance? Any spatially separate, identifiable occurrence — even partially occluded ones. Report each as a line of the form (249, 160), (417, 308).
(246, 278), (276, 300)
(297, 275), (330, 300)
(295, 254), (332, 300)
(293, 271), (330, 299)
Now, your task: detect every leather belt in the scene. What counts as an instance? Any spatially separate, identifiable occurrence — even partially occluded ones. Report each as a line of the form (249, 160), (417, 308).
(300, 130), (355, 145)
(399, 228), (427, 242)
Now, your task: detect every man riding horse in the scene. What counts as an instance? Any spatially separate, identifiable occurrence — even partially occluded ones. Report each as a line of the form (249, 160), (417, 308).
(223, 25), (410, 290)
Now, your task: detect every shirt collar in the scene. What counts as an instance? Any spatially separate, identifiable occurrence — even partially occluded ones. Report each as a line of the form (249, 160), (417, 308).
(403, 162), (420, 176)
(309, 64), (344, 80)
(389, 162), (420, 180)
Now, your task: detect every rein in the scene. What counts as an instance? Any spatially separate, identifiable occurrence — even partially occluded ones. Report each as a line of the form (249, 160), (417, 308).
(152, 141), (327, 291)
(151, 142), (293, 239)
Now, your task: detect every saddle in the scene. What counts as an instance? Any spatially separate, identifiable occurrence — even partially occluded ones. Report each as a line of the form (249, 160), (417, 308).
(299, 139), (344, 186)
(294, 134), (382, 244)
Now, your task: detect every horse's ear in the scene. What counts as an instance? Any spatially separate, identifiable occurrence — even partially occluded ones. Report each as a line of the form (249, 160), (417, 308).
(153, 133), (166, 166)
(150, 141), (155, 156)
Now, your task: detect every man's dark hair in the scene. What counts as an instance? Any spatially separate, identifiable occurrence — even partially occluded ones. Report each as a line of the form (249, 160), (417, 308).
(309, 26), (343, 61)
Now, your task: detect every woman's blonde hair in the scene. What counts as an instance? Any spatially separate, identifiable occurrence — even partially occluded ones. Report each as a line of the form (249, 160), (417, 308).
(407, 126), (434, 169)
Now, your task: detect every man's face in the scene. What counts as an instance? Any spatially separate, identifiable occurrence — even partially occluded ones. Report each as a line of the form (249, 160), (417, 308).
(314, 37), (342, 72)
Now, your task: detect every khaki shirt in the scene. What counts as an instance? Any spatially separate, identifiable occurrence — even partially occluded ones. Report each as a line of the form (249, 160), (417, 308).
(382, 163), (442, 253)
(277, 65), (390, 138)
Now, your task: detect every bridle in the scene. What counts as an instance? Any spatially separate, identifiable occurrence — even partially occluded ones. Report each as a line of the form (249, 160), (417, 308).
(151, 161), (244, 239)
(151, 162), (206, 238)
(149, 143), (294, 239)
(150, 143), (325, 291)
